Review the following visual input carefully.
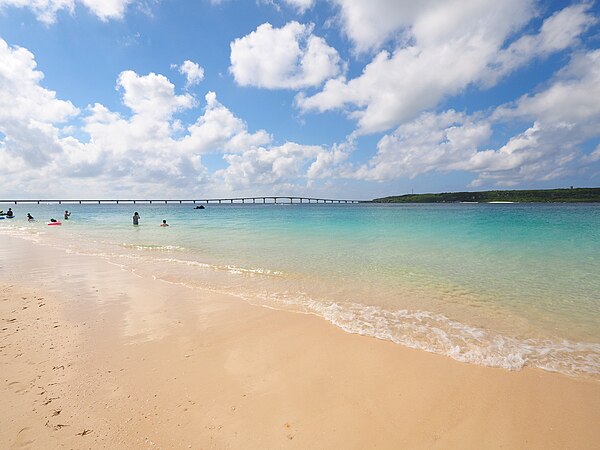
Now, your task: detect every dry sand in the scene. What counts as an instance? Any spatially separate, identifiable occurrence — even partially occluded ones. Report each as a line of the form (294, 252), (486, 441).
(1, 236), (599, 449)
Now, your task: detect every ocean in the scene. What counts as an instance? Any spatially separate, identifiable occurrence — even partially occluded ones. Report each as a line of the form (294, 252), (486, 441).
(1, 201), (599, 379)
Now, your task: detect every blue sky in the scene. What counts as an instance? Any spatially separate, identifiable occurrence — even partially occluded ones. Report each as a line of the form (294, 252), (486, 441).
(0, 0), (599, 200)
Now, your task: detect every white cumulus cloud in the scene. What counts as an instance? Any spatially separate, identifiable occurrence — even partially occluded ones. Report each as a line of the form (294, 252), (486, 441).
(0, 37), (280, 197)
(483, 3), (596, 85)
(332, 0), (424, 54)
(116, 70), (195, 119)
(174, 60), (205, 88)
(0, 0), (132, 23)
(80, 0), (132, 20)
(216, 142), (325, 191)
(347, 48), (600, 188)
(282, 0), (314, 13)
(0, 38), (78, 167)
(353, 111), (491, 181)
(230, 21), (343, 89)
(179, 91), (271, 155)
(298, 2), (594, 136)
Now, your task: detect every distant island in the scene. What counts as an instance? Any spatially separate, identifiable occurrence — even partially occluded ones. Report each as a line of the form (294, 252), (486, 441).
(372, 188), (600, 203)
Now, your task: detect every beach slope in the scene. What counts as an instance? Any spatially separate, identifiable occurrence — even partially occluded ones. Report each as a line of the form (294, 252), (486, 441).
(1, 236), (599, 449)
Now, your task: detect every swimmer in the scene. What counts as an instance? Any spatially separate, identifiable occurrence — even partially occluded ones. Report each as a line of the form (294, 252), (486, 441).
(64, 210), (71, 220)
(133, 212), (140, 225)
(27, 213), (34, 221)
(160, 219), (169, 227)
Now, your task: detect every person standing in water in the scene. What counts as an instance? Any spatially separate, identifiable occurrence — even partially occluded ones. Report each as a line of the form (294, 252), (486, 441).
(27, 213), (34, 221)
(133, 212), (140, 225)
(160, 219), (169, 227)
(64, 210), (71, 220)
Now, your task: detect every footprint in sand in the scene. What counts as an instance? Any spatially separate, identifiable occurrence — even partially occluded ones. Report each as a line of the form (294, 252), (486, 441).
(283, 422), (295, 440)
(12, 427), (35, 448)
(8, 381), (28, 395)
(42, 397), (59, 406)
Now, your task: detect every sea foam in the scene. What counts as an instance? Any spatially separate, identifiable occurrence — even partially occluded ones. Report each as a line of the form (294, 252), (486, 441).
(243, 291), (600, 378)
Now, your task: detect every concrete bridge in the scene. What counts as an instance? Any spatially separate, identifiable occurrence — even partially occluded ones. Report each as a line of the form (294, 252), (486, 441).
(1, 197), (362, 205)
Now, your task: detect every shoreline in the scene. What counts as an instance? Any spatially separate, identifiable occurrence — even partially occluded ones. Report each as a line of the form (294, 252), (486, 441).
(1, 236), (600, 448)
(3, 220), (599, 380)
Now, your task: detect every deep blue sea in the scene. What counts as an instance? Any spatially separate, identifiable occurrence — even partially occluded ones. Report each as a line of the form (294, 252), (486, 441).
(2, 201), (599, 378)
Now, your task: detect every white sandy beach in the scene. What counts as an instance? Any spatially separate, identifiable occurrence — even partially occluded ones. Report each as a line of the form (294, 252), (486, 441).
(1, 235), (600, 449)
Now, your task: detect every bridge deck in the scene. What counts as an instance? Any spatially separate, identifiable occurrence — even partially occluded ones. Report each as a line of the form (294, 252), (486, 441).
(1, 197), (362, 205)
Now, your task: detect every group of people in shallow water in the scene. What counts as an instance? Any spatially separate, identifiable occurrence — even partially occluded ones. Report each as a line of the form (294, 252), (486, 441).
(0, 208), (62, 222)
(132, 212), (169, 227)
(2, 209), (169, 227)
(1, 209), (71, 222)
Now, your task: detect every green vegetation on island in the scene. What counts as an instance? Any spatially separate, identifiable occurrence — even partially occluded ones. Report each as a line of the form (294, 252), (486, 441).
(372, 188), (600, 203)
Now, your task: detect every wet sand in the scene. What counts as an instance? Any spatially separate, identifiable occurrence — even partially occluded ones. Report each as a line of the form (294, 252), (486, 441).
(1, 236), (599, 449)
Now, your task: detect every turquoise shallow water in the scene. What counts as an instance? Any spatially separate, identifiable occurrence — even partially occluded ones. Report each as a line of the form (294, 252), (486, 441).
(1, 202), (599, 378)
